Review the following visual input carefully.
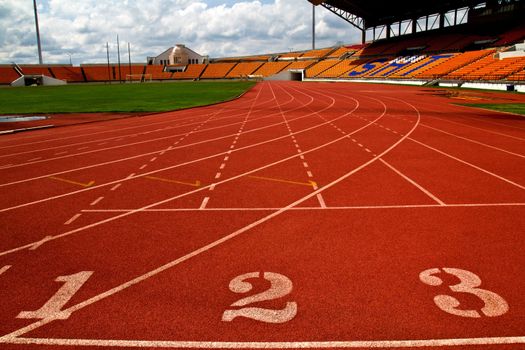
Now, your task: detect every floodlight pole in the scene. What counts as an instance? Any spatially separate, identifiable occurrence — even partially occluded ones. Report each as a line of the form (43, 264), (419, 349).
(33, 0), (43, 64)
(312, 4), (316, 50)
(117, 35), (122, 83)
(128, 42), (132, 81)
(106, 42), (111, 84)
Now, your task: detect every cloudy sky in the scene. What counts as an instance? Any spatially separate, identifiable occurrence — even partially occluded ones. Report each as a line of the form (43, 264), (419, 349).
(0, 0), (361, 65)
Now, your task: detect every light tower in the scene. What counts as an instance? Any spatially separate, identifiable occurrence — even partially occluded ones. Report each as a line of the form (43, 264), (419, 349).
(33, 0), (43, 64)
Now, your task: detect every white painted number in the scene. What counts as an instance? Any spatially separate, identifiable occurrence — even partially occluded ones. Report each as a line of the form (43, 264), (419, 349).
(17, 271), (93, 320)
(420, 268), (509, 318)
(222, 272), (297, 324)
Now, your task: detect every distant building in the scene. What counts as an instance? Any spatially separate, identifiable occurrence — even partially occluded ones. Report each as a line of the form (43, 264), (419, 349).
(147, 44), (208, 66)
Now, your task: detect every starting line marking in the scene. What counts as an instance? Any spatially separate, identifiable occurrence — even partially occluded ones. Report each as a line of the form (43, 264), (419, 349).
(4, 336), (525, 348)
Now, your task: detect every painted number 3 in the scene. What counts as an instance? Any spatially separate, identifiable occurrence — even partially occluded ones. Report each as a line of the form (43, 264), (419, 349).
(222, 272), (297, 324)
(419, 268), (509, 318)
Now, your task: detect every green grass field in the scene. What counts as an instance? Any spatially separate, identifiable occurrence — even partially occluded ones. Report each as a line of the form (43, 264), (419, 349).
(0, 81), (255, 114)
(466, 103), (525, 116)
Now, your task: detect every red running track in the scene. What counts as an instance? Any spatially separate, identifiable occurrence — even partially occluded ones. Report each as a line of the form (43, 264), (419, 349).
(0, 81), (524, 350)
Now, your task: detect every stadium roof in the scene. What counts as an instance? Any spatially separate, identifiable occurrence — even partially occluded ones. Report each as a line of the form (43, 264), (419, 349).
(310, 0), (488, 28)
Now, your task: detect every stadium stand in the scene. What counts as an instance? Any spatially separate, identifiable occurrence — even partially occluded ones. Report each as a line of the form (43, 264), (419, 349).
(144, 65), (173, 80)
(317, 59), (368, 78)
(0, 66), (21, 84)
(286, 61), (317, 70)
(19, 65), (53, 76)
(301, 48), (334, 59)
(305, 60), (340, 78)
(200, 63), (237, 79)
(326, 46), (356, 58)
(253, 61), (292, 77)
(50, 66), (85, 82)
(172, 64), (207, 80)
(415, 49), (494, 79)
(279, 52), (304, 59)
(226, 62), (264, 78)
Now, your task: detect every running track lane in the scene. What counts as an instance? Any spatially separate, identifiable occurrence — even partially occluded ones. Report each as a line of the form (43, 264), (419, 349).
(0, 81), (524, 350)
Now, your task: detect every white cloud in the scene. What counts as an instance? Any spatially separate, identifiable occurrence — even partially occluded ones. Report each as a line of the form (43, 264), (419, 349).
(0, 0), (361, 65)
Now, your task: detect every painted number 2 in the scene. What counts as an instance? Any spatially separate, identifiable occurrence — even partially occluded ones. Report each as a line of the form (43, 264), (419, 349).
(222, 272), (297, 324)
(420, 268), (509, 318)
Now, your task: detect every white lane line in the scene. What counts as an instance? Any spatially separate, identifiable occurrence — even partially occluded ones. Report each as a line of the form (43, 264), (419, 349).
(0, 91), (367, 257)
(209, 184), (216, 191)
(90, 197), (105, 206)
(379, 159), (446, 206)
(110, 184), (122, 191)
(357, 143), (363, 147)
(77, 147), (89, 151)
(29, 236), (53, 251)
(303, 162), (309, 168)
(299, 155), (305, 160)
(410, 138), (525, 190)
(54, 151), (68, 156)
(139, 164), (148, 170)
(127, 173), (136, 179)
(81, 202), (525, 213)
(64, 214), (81, 225)
(150, 157), (157, 162)
(420, 123), (525, 159)
(0, 265), (11, 276)
(0, 164), (13, 169)
(224, 156), (229, 161)
(5, 99), (328, 184)
(6, 336), (525, 348)
(364, 148), (372, 153)
(28, 157), (42, 162)
(215, 172), (221, 179)
(307, 171), (313, 178)
(0, 98), (418, 340)
(219, 163), (226, 170)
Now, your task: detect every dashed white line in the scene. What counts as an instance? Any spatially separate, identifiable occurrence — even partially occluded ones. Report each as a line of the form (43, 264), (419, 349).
(150, 157), (157, 162)
(307, 171), (314, 178)
(28, 157), (42, 162)
(220, 163), (226, 170)
(90, 197), (105, 206)
(0, 265), (11, 276)
(110, 184), (122, 191)
(215, 172), (221, 179)
(64, 213), (82, 225)
(54, 151), (68, 156)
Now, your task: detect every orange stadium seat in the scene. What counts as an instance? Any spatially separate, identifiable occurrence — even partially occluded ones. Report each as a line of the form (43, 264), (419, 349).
(144, 65), (173, 80)
(252, 61), (292, 77)
(278, 52), (304, 59)
(415, 49), (494, 79)
(326, 46), (356, 58)
(50, 66), (85, 82)
(0, 66), (21, 84)
(317, 59), (368, 78)
(301, 48), (333, 59)
(172, 64), (207, 80)
(305, 60), (340, 78)
(200, 63), (237, 79)
(19, 65), (52, 76)
(286, 61), (316, 70)
(226, 62), (264, 78)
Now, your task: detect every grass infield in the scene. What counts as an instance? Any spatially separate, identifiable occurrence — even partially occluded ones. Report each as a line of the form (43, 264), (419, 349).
(466, 103), (525, 116)
(0, 81), (256, 114)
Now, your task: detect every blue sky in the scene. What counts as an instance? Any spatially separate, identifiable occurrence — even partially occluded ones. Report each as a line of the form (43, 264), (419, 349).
(0, 0), (360, 65)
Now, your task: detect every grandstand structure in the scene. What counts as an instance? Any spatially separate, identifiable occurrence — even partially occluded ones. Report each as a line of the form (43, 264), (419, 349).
(0, 0), (524, 90)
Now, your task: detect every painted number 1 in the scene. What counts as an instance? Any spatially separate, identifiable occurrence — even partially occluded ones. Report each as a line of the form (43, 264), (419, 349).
(420, 268), (509, 318)
(17, 271), (93, 320)
(222, 272), (297, 324)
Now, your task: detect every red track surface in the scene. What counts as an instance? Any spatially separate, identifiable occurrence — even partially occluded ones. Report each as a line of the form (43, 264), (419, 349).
(0, 81), (524, 350)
